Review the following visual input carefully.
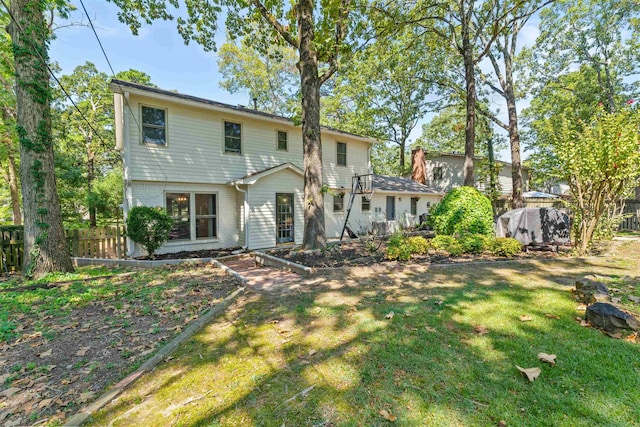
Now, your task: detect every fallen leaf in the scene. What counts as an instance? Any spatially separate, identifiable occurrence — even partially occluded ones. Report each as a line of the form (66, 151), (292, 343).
(611, 297), (622, 304)
(38, 398), (53, 408)
(516, 366), (541, 382)
(625, 332), (639, 343)
(629, 295), (640, 303)
(473, 325), (489, 336)
(78, 392), (95, 403)
(576, 304), (587, 311)
(0, 387), (21, 398)
(39, 348), (52, 358)
(498, 421), (507, 427)
(385, 311), (395, 319)
(404, 312), (414, 317)
(379, 409), (397, 422)
(75, 346), (90, 357)
(424, 326), (436, 333)
(519, 315), (533, 322)
(308, 349), (317, 356)
(545, 313), (560, 319)
(434, 300), (444, 306)
(605, 331), (622, 339)
(579, 320), (590, 327)
(537, 353), (557, 366)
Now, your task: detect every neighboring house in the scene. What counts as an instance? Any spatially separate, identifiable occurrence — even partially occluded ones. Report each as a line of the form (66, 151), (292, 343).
(411, 150), (530, 196)
(110, 80), (437, 255)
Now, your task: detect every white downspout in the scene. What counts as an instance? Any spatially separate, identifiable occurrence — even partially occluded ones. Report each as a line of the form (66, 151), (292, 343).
(235, 185), (249, 250)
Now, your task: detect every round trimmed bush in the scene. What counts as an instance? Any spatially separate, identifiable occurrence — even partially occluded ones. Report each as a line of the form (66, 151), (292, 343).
(407, 236), (430, 255)
(126, 206), (173, 258)
(459, 233), (492, 254)
(429, 187), (494, 236)
(491, 237), (522, 257)
(431, 235), (456, 250)
(386, 232), (412, 261)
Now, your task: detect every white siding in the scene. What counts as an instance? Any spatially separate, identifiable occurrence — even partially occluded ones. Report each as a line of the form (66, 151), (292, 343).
(124, 94), (371, 186)
(247, 169), (304, 249)
(325, 192), (441, 238)
(128, 181), (238, 256)
(425, 155), (528, 195)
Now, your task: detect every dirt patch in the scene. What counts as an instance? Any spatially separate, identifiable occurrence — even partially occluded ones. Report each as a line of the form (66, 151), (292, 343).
(0, 264), (239, 426)
(266, 237), (565, 268)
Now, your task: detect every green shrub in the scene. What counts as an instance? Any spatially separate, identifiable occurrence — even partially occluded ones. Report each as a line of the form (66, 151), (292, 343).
(459, 233), (492, 254)
(429, 187), (494, 236)
(431, 235), (455, 250)
(446, 242), (465, 257)
(491, 237), (523, 257)
(407, 236), (430, 255)
(386, 232), (412, 261)
(126, 206), (174, 258)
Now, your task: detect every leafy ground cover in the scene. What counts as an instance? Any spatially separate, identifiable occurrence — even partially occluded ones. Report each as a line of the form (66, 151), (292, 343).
(0, 264), (239, 426)
(94, 240), (640, 427)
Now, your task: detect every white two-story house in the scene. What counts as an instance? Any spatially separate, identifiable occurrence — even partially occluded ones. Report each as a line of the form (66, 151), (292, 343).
(111, 80), (440, 256)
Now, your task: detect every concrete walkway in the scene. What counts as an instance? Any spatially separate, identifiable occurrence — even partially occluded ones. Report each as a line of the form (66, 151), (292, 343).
(220, 254), (302, 294)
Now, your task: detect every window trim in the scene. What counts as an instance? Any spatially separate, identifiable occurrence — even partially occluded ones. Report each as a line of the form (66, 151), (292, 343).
(336, 142), (347, 166)
(223, 120), (242, 155)
(165, 191), (219, 242)
(276, 130), (288, 151)
(333, 193), (345, 212)
(361, 196), (371, 212)
(140, 104), (168, 146)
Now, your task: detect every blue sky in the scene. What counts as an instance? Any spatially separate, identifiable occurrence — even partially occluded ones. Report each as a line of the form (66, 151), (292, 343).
(49, 1), (542, 161)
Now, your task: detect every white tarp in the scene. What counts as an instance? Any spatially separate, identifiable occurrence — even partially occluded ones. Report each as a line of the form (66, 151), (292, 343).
(495, 207), (570, 245)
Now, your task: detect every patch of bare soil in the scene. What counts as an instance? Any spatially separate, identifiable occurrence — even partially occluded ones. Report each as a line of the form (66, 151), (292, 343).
(0, 264), (238, 426)
(267, 237), (566, 268)
(135, 247), (243, 261)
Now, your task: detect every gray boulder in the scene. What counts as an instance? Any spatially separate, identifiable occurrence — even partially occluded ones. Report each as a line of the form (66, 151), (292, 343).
(586, 302), (640, 333)
(574, 278), (610, 304)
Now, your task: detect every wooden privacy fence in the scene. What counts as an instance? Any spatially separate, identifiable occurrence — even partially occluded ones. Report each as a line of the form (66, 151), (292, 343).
(619, 200), (640, 231)
(1, 225), (125, 272)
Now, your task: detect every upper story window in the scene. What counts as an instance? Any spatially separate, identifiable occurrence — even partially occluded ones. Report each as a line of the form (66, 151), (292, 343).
(433, 166), (443, 180)
(141, 106), (166, 145)
(337, 142), (347, 166)
(224, 121), (242, 154)
(277, 131), (288, 151)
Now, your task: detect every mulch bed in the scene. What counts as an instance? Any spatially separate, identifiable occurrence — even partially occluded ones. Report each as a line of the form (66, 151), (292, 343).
(267, 237), (566, 268)
(135, 247), (242, 261)
(0, 264), (238, 426)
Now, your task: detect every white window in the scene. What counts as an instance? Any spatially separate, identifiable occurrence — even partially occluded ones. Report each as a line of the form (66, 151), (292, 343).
(333, 194), (344, 212)
(337, 142), (347, 166)
(141, 106), (166, 145)
(433, 166), (443, 180)
(277, 130), (288, 151)
(224, 121), (242, 153)
(166, 192), (217, 241)
(361, 196), (370, 212)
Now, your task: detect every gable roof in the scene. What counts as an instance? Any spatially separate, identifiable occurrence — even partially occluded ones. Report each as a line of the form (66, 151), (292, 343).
(228, 163), (303, 185)
(373, 174), (441, 195)
(109, 79), (376, 144)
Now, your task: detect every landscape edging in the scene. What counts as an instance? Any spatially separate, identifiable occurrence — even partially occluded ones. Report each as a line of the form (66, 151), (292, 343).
(254, 251), (313, 275)
(63, 285), (246, 427)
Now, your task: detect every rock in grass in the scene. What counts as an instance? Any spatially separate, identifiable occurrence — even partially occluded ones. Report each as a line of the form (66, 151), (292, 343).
(574, 278), (610, 304)
(586, 302), (640, 333)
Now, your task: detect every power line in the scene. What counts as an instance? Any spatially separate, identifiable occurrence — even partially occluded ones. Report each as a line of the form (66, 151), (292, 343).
(78, 0), (168, 180)
(1, 0), (113, 150)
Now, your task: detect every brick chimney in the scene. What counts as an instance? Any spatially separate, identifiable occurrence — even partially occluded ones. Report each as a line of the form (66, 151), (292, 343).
(411, 148), (426, 184)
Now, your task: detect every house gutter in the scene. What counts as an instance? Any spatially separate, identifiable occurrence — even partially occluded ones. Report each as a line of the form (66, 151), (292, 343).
(235, 185), (249, 250)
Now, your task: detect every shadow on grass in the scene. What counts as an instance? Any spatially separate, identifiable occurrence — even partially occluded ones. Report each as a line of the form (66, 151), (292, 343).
(93, 256), (640, 427)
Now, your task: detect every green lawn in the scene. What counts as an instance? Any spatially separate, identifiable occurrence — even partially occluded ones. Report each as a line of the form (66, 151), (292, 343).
(93, 242), (640, 427)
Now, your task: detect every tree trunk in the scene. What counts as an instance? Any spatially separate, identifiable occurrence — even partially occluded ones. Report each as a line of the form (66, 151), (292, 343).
(8, 0), (74, 277)
(298, 0), (326, 250)
(488, 138), (497, 213)
(462, 23), (476, 187)
(399, 142), (405, 176)
(86, 134), (96, 227)
(504, 53), (524, 209)
(7, 151), (21, 225)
